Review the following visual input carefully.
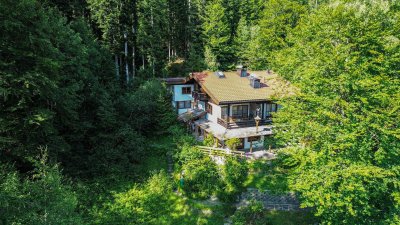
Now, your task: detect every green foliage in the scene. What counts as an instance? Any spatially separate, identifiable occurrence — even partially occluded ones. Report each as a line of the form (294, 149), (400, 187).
(0, 150), (82, 225)
(245, 159), (290, 194)
(104, 170), (173, 224)
(218, 157), (248, 202)
(203, 133), (215, 147)
(181, 157), (221, 199)
(292, 162), (398, 224)
(249, 0), (306, 69)
(231, 200), (318, 225)
(178, 145), (204, 164)
(231, 200), (267, 225)
(226, 138), (241, 150)
(222, 157), (248, 191)
(203, 0), (234, 70)
(270, 1), (400, 224)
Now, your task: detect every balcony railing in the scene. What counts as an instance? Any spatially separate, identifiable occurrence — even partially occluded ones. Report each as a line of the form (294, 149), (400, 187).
(217, 116), (271, 129)
(192, 91), (208, 101)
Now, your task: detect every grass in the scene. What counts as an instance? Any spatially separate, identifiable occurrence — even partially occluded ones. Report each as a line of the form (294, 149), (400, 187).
(77, 134), (316, 225)
(264, 211), (317, 225)
(155, 195), (229, 225)
(244, 159), (290, 194)
(240, 159), (318, 224)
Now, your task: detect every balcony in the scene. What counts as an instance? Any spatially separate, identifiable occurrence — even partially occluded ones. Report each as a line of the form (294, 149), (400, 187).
(217, 116), (271, 129)
(192, 90), (208, 101)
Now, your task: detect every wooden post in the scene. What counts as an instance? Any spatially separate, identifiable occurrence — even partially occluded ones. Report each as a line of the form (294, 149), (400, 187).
(256, 120), (260, 133)
(250, 140), (253, 153)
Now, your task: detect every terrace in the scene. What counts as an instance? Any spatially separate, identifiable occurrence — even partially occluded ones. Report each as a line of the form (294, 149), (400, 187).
(217, 116), (271, 129)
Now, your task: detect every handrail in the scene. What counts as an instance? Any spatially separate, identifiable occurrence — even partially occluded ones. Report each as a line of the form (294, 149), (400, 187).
(217, 117), (272, 129)
(196, 146), (245, 157)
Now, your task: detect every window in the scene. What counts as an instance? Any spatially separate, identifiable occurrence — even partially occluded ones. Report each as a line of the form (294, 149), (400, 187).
(182, 87), (191, 94)
(206, 103), (213, 114)
(232, 105), (248, 119)
(177, 101), (191, 109)
(265, 103), (278, 117)
(221, 106), (228, 119)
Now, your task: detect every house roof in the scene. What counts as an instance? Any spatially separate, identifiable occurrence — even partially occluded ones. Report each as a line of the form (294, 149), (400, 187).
(160, 77), (190, 85)
(192, 71), (294, 105)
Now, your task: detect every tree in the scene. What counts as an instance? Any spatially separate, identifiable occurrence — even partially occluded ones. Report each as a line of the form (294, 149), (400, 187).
(0, 150), (82, 224)
(181, 157), (221, 199)
(203, 0), (234, 70)
(271, 1), (400, 223)
(137, 0), (169, 76)
(218, 156), (248, 202)
(249, 0), (306, 69)
(1, 0), (87, 162)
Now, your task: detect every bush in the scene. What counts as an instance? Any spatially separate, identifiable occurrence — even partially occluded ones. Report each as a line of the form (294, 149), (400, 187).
(106, 170), (173, 224)
(218, 157), (248, 203)
(231, 200), (270, 225)
(181, 157), (221, 199)
(226, 138), (241, 150)
(223, 157), (248, 190)
(203, 133), (215, 147)
(178, 145), (204, 164)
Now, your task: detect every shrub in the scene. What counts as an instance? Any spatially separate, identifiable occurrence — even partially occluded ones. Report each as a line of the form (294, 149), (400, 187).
(218, 157), (248, 203)
(226, 138), (241, 150)
(178, 145), (204, 164)
(223, 157), (248, 191)
(107, 170), (173, 224)
(181, 157), (221, 199)
(203, 133), (215, 147)
(231, 200), (270, 225)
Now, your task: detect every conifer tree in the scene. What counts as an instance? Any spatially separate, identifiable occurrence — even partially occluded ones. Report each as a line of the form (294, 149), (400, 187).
(203, 0), (234, 70)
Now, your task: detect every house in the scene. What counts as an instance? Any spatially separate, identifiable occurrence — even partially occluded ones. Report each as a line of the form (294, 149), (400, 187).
(163, 68), (292, 151)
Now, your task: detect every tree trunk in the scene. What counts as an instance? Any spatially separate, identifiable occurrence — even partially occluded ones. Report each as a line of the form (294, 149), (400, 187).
(115, 54), (120, 79)
(142, 46), (145, 70)
(168, 42), (171, 62)
(152, 59), (155, 77)
(132, 26), (136, 79)
(124, 33), (129, 84)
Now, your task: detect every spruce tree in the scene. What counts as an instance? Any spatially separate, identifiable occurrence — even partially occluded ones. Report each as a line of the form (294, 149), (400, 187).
(203, 0), (234, 70)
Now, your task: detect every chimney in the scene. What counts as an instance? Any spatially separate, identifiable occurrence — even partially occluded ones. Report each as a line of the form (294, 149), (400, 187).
(249, 74), (261, 88)
(236, 65), (248, 77)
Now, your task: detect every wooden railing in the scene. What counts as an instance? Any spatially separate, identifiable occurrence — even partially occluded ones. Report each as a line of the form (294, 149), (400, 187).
(217, 117), (272, 129)
(196, 146), (246, 157)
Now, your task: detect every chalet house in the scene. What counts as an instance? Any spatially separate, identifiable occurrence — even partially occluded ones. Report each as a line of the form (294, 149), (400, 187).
(164, 67), (291, 151)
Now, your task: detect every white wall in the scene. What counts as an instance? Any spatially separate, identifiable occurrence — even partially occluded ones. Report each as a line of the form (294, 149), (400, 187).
(207, 102), (221, 123)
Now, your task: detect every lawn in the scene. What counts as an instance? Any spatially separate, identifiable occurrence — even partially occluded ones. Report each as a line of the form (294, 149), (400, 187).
(162, 195), (229, 225)
(244, 159), (290, 194)
(263, 211), (317, 225)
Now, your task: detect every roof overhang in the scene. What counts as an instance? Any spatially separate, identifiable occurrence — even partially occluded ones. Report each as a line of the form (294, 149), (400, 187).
(160, 77), (191, 85)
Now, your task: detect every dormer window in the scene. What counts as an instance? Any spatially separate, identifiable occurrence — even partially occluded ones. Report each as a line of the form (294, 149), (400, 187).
(182, 87), (191, 94)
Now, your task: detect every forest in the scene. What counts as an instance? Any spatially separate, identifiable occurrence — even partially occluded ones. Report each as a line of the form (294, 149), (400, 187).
(1, 0), (399, 224)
